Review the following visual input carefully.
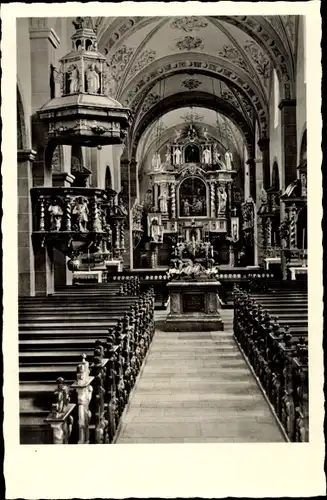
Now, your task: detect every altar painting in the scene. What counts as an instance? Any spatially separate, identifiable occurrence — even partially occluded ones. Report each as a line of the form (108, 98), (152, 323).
(179, 177), (207, 217)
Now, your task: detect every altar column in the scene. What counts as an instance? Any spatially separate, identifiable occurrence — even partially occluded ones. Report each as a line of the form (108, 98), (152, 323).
(170, 182), (176, 218)
(153, 183), (159, 211)
(210, 182), (216, 218)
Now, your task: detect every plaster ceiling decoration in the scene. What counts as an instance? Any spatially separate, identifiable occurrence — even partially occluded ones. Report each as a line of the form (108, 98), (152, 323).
(175, 35), (204, 52)
(129, 49), (157, 79)
(170, 16), (208, 32)
(108, 44), (135, 85)
(141, 92), (161, 115)
(281, 15), (297, 52)
(218, 44), (249, 72)
(220, 88), (241, 110)
(181, 78), (202, 90)
(243, 40), (271, 84)
(180, 109), (204, 123)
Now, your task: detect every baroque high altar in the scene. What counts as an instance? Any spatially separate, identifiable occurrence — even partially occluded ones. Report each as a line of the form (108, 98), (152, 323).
(146, 125), (236, 267)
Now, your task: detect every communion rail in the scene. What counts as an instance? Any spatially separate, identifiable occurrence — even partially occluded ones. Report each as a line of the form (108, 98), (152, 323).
(233, 285), (308, 442)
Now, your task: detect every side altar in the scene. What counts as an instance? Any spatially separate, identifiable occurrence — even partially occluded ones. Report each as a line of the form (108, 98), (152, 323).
(164, 236), (224, 332)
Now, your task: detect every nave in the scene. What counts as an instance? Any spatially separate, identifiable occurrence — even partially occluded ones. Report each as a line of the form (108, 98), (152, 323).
(115, 309), (285, 443)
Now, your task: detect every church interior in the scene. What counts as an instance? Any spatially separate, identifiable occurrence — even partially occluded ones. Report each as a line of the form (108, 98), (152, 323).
(16, 15), (309, 445)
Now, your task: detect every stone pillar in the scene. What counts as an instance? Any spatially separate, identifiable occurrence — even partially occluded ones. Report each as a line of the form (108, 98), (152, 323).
(279, 99), (297, 188)
(29, 20), (60, 188)
(257, 138), (270, 190)
(18, 150), (37, 296)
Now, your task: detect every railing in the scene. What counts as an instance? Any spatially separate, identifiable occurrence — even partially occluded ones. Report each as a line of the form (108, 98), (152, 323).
(233, 285), (308, 442)
(44, 288), (155, 444)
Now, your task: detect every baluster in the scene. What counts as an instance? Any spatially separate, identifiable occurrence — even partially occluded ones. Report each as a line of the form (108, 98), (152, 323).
(71, 354), (94, 444)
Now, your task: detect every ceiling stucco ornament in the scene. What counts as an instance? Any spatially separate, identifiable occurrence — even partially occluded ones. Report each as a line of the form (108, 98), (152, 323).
(281, 15), (297, 51)
(180, 110), (204, 123)
(181, 78), (202, 90)
(218, 45), (249, 72)
(170, 16), (208, 32)
(122, 58), (268, 134)
(130, 49), (157, 78)
(221, 90), (240, 109)
(175, 36), (204, 51)
(141, 92), (160, 114)
(243, 40), (271, 83)
(108, 45), (134, 84)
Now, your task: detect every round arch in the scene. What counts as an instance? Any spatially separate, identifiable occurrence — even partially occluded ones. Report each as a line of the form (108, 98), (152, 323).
(121, 55), (268, 135)
(130, 91), (255, 160)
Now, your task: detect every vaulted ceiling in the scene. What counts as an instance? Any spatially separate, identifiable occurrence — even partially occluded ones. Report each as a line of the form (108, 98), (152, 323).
(92, 16), (298, 165)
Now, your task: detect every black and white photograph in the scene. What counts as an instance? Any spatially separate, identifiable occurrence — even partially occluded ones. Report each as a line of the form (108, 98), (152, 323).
(2, 2), (324, 498)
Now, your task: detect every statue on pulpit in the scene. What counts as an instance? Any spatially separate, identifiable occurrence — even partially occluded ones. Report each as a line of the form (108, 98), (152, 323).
(217, 186), (227, 214)
(225, 149), (233, 170)
(48, 202), (64, 231)
(173, 147), (182, 165)
(202, 146), (212, 164)
(152, 152), (161, 171)
(86, 64), (100, 94)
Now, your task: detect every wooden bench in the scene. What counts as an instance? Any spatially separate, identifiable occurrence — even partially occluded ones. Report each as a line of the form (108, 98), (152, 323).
(233, 284), (308, 442)
(19, 285), (154, 444)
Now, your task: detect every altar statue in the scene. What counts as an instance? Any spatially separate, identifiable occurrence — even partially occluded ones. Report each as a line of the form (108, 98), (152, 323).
(158, 190), (169, 213)
(69, 66), (79, 94)
(152, 152), (161, 171)
(203, 147), (212, 164)
(165, 145), (171, 164)
(212, 144), (221, 164)
(173, 147), (182, 165)
(86, 64), (100, 93)
(217, 186), (227, 214)
(225, 149), (233, 170)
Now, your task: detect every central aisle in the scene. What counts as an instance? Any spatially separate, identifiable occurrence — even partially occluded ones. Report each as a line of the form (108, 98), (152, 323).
(116, 309), (286, 443)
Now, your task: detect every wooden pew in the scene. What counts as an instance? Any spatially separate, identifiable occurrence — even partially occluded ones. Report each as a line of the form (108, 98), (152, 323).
(233, 284), (308, 442)
(19, 286), (154, 444)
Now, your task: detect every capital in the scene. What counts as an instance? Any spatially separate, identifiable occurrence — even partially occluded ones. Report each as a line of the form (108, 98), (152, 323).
(257, 137), (270, 151)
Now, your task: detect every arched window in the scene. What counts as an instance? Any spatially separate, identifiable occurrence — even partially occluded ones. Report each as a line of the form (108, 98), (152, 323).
(274, 69), (280, 129)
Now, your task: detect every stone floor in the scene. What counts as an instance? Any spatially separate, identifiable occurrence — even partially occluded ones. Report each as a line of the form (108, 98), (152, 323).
(115, 309), (286, 443)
